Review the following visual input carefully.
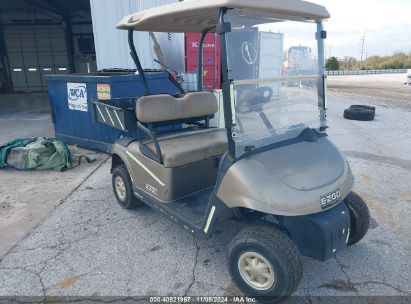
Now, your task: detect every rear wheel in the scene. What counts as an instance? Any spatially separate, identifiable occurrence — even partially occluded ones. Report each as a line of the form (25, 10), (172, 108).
(346, 192), (370, 246)
(112, 164), (142, 209)
(228, 226), (303, 303)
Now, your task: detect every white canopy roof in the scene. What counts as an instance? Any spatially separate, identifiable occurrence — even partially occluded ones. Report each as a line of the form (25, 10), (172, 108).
(117, 0), (330, 33)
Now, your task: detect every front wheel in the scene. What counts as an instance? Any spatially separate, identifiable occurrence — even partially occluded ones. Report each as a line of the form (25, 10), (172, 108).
(228, 226), (303, 303)
(346, 192), (370, 246)
(112, 164), (142, 209)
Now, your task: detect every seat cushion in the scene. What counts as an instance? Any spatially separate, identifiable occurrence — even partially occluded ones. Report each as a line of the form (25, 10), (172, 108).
(146, 128), (227, 167)
(136, 92), (218, 123)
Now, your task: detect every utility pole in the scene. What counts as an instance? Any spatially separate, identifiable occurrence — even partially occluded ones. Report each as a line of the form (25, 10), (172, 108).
(360, 33), (366, 62)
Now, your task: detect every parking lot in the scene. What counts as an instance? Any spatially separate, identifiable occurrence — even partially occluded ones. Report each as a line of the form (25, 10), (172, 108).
(0, 75), (410, 302)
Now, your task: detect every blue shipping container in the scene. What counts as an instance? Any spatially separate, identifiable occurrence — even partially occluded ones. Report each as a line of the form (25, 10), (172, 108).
(44, 71), (182, 152)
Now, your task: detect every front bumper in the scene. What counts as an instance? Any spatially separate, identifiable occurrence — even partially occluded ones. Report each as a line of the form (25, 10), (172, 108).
(282, 202), (350, 261)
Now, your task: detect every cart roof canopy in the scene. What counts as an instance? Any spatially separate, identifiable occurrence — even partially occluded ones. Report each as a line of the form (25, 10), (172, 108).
(117, 0), (330, 33)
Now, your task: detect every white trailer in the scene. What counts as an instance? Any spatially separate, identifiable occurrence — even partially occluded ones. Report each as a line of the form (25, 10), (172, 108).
(258, 32), (284, 99)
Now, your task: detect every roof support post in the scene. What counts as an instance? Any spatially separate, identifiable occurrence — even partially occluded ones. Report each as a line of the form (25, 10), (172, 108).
(0, 14), (13, 92)
(197, 28), (212, 91)
(316, 21), (327, 130)
(62, 16), (76, 73)
(128, 29), (149, 95)
(316, 21), (326, 77)
(218, 8), (235, 159)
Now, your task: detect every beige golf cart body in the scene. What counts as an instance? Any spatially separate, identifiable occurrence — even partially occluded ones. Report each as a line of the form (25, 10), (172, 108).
(108, 0), (353, 257)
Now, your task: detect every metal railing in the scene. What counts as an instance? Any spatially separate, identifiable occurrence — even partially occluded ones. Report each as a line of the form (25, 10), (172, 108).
(326, 69), (408, 76)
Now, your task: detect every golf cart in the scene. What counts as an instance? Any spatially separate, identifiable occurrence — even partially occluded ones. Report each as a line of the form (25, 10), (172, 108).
(105, 0), (370, 300)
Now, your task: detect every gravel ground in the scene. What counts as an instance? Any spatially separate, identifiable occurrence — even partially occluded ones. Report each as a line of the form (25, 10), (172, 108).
(0, 87), (410, 303)
(328, 74), (411, 111)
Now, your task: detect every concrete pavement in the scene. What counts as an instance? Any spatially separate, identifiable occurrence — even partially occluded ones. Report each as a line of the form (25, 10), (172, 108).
(0, 93), (109, 257)
(0, 93), (53, 144)
(0, 92), (410, 302)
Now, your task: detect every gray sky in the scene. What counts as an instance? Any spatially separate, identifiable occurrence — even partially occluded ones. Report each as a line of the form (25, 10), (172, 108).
(311, 0), (411, 59)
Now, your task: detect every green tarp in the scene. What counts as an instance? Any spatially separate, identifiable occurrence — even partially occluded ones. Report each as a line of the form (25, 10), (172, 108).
(0, 137), (72, 171)
(0, 138), (35, 168)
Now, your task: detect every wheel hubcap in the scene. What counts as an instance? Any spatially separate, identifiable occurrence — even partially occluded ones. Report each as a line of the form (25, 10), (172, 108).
(114, 176), (126, 201)
(238, 252), (275, 291)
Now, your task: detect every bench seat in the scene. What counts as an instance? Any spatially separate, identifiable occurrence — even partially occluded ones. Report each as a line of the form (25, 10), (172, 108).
(146, 128), (227, 168)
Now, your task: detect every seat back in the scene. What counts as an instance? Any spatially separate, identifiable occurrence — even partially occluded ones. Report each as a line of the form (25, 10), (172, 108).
(136, 91), (218, 124)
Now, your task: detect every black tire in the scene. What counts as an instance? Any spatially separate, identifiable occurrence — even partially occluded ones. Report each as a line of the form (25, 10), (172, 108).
(349, 105), (376, 111)
(112, 164), (142, 209)
(258, 86), (274, 102)
(228, 225), (303, 303)
(344, 108), (375, 121)
(345, 192), (370, 246)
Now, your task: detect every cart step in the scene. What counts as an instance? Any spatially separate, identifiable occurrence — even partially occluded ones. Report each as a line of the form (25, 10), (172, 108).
(134, 187), (213, 233)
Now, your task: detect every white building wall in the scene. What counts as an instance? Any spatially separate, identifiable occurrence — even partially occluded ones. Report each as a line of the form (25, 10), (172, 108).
(90, 0), (184, 72)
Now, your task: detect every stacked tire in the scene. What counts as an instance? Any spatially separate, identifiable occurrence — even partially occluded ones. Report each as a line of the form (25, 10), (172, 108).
(344, 105), (375, 121)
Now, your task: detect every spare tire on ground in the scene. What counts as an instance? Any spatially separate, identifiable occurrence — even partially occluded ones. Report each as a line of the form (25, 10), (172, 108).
(344, 107), (375, 121)
(349, 105), (376, 111)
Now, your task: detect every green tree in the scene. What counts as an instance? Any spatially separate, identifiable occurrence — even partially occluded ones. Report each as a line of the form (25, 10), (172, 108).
(365, 51), (411, 69)
(326, 56), (340, 71)
(325, 51), (411, 71)
(340, 57), (359, 70)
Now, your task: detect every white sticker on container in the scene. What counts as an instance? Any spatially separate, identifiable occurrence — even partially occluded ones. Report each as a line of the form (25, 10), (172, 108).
(67, 82), (88, 111)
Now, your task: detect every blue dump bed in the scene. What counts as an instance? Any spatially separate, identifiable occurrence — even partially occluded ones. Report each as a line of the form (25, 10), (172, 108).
(44, 71), (182, 152)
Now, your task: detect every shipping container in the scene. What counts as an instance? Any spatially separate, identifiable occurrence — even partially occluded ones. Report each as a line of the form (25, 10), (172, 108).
(185, 33), (221, 90)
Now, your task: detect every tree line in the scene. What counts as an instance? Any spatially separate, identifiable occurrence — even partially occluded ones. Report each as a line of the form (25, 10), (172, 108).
(326, 51), (411, 71)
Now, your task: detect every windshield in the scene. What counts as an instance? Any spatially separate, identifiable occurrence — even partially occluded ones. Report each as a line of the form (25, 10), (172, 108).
(225, 13), (324, 157)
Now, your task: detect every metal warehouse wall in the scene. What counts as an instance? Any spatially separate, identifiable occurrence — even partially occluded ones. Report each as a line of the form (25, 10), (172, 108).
(89, 0), (184, 72)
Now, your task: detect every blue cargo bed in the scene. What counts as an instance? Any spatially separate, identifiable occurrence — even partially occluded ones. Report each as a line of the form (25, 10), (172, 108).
(44, 71), (182, 152)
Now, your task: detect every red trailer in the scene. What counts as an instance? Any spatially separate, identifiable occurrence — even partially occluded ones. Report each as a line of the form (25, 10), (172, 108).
(185, 33), (221, 90)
